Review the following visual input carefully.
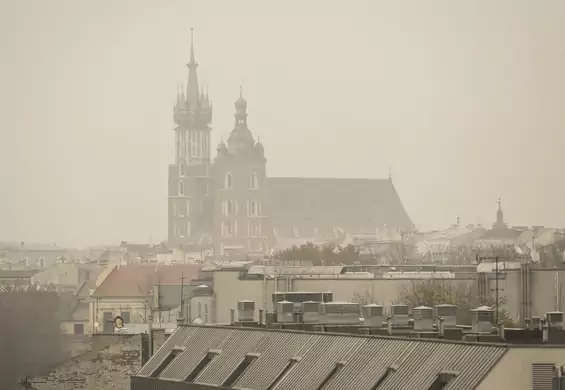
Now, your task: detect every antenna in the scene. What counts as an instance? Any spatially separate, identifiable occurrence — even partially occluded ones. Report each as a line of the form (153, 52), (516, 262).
(180, 272), (186, 320)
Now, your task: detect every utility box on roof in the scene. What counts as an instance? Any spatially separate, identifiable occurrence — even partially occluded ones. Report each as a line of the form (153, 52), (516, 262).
(302, 301), (321, 323)
(471, 306), (494, 334)
(413, 306), (434, 331)
(363, 304), (384, 328)
(390, 304), (409, 327)
(276, 300), (294, 323)
(546, 311), (564, 329)
(237, 300), (255, 323)
(435, 304), (457, 328)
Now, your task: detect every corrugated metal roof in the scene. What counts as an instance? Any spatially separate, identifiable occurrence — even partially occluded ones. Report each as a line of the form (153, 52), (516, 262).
(136, 325), (508, 390)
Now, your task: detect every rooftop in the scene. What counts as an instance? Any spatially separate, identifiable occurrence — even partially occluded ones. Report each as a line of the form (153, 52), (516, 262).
(91, 264), (200, 298)
(134, 325), (508, 390)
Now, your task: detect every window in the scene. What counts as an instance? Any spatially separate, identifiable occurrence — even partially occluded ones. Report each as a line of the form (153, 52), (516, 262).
(187, 222), (191, 237)
(370, 366), (397, 389)
(248, 200), (259, 217)
(249, 172), (258, 189)
(121, 311), (131, 323)
(225, 172), (233, 189)
(150, 347), (185, 378)
(190, 132), (198, 157)
(222, 353), (260, 387)
(178, 222), (185, 238)
(317, 361), (345, 390)
(74, 324), (84, 334)
(178, 180), (185, 196)
(185, 350), (220, 382)
(224, 201), (234, 216)
(428, 372), (457, 390)
(38, 257), (45, 268)
(267, 357), (300, 390)
(179, 164), (185, 177)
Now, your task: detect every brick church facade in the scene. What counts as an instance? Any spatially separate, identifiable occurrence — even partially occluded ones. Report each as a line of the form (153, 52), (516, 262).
(168, 34), (414, 256)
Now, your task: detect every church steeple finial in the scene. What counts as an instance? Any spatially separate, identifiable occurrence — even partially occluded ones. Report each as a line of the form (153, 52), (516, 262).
(185, 28), (200, 109)
(239, 85), (243, 98)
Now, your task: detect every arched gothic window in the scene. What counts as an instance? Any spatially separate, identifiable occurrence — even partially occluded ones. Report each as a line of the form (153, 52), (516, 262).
(249, 172), (258, 189)
(225, 172), (233, 189)
(178, 180), (185, 196)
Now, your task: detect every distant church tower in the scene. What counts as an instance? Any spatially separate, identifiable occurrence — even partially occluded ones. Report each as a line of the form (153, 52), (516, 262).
(168, 30), (214, 248)
(213, 88), (268, 255)
(492, 197), (507, 230)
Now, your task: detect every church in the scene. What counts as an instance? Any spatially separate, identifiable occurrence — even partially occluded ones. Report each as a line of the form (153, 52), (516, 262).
(167, 33), (414, 256)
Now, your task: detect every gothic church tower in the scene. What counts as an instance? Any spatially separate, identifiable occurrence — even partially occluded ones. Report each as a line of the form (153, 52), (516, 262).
(213, 88), (268, 256)
(168, 30), (214, 248)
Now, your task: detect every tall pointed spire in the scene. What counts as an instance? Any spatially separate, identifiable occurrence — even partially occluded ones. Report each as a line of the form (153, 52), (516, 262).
(185, 28), (200, 109)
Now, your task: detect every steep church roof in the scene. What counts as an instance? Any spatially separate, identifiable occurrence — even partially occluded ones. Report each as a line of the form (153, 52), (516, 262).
(267, 177), (414, 236)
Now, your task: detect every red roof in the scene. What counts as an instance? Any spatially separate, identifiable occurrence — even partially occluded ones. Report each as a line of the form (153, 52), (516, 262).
(91, 264), (201, 298)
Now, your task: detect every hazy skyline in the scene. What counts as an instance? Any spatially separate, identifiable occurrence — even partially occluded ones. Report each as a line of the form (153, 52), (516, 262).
(2, 0), (564, 247)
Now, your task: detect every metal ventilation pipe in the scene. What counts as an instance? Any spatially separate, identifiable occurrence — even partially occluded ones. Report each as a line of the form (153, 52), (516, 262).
(259, 309), (264, 325)
(438, 317), (445, 338)
(542, 319), (549, 343)
(386, 316), (392, 336)
(498, 321), (505, 341)
(230, 308), (235, 325)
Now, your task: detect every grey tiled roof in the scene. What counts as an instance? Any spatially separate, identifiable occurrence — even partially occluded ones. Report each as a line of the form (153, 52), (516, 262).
(267, 178), (414, 235)
(135, 326), (507, 390)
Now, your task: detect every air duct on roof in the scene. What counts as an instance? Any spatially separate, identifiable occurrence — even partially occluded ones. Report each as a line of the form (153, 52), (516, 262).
(413, 306), (434, 331)
(363, 304), (384, 328)
(547, 311), (564, 330)
(276, 300), (294, 324)
(237, 300), (255, 323)
(302, 301), (321, 323)
(435, 304), (458, 328)
(471, 306), (494, 334)
(390, 304), (409, 327)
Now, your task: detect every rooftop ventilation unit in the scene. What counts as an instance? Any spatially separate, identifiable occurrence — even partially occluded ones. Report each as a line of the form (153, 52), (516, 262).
(471, 306), (494, 334)
(276, 300), (294, 323)
(546, 311), (564, 329)
(363, 304), (384, 328)
(435, 304), (458, 328)
(390, 304), (409, 327)
(302, 301), (321, 323)
(413, 306), (434, 331)
(320, 302), (361, 325)
(237, 300), (255, 323)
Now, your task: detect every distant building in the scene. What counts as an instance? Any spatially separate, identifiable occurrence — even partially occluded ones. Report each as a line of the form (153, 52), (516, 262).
(90, 264), (200, 333)
(167, 32), (413, 257)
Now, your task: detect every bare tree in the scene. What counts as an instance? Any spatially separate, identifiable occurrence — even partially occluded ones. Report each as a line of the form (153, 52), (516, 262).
(399, 280), (514, 326)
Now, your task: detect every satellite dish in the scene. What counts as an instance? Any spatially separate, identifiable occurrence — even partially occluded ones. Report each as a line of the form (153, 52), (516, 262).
(114, 316), (125, 329)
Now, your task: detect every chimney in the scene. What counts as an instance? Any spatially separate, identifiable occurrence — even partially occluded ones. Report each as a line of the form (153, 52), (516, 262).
(230, 308), (235, 325)
(147, 314), (154, 358)
(542, 319), (549, 343)
(386, 316), (392, 335)
(258, 309), (264, 325)
(438, 317), (445, 338)
(176, 317), (185, 327)
(498, 321), (505, 341)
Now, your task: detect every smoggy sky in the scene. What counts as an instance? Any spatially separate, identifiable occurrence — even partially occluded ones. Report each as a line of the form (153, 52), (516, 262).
(1, 0), (564, 248)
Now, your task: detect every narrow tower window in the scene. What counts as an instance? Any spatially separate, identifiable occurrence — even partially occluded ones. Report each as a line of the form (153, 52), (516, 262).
(225, 173), (233, 189)
(178, 181), (185, 196)
(249, 172), (258, 189)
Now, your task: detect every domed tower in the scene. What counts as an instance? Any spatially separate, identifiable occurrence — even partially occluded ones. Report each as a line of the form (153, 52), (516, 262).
(212, 88), (269, 257)
(168, 29), (214, 250)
